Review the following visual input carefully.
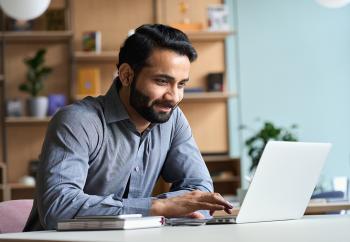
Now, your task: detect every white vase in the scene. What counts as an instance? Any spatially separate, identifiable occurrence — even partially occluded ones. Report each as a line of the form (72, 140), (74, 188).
(27, 96), (48, 117)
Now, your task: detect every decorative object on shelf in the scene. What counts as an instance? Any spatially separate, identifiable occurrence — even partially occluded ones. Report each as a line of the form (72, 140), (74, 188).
(242, 121), (298, 172)
(179, 0), (189, 24)
(48, 94), (66, 116)
(6, 98), (23, 117)
(19, 48), (52, 117)
(18, 175), (35, 186)
(0, 0), (51, 21)
(82, 31), (101, 52)
(211, 171), (235, 181)
(45, 9), (65, 30)
(76, 68), (101, 97)
(5, 18), (34, 31)
(207, 4), (229, 31)
(28, 160), (40, 178)
(184, 87), (205, 93)
(207, 72), (224, 92)
(171, 0), (203, 31)
(315, 0), (350, 8)
(26, 97), (49, 117)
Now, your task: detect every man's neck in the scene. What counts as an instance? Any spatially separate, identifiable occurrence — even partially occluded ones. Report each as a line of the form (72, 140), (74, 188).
(119, 87), (151, 133)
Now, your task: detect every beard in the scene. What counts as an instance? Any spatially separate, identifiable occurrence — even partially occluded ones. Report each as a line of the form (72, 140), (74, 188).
(129, 79), (177, 123)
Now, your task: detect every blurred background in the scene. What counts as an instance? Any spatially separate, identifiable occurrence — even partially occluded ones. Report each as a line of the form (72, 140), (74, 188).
(0, 0), (349, 206)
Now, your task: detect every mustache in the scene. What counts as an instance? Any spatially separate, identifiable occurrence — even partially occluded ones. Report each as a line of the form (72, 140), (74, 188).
(152, 100), (180, 110)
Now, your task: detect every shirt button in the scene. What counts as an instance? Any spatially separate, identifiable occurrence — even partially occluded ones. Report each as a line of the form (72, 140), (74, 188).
(134, 166), (140, 172)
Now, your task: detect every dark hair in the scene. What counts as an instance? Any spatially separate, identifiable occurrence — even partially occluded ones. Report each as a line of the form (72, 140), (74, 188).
(115, 24), (197, 89)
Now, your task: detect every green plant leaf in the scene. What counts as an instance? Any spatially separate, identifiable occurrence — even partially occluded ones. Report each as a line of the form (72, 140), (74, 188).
(244, 120), (298, 172)
(19, 48), (51, 97)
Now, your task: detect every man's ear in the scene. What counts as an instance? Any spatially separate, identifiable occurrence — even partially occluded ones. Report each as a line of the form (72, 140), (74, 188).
(118, 63), (134, 87)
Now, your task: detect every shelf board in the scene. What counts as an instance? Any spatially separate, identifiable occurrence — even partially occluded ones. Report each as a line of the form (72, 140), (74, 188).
(186, 30), (235, 41)
(5, 117), (51, 125)
(74, 51), (118, 61)
(0, 31), (73, 42)
(212, 176), (240, 183)
(203, 155), (240, 163)
(6, 183), (35, 190)
(73, 92), (236, 102)
(183, 92), (236, 102)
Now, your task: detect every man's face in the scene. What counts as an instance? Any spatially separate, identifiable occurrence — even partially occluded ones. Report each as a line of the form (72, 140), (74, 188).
(129, 49), (190, 123)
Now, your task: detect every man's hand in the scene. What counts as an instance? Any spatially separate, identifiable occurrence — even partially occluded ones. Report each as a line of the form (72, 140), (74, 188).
(150, 190), (233, 218)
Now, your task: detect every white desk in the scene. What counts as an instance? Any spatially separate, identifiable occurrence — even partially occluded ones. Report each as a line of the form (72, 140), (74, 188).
(0, 215), (349, 242)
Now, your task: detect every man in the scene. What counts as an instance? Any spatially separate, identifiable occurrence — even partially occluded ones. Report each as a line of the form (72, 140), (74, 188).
(24, 24), (232, 231)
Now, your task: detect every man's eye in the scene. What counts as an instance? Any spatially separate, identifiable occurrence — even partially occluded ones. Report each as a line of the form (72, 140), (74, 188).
(178, 82), (187, 88)
(156, 79), (168, 85)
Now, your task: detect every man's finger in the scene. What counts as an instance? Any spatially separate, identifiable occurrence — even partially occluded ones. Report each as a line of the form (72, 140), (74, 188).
(187, 211), (205, 219)
(200, 193), (233, 209)
(196, 202), (225, 211)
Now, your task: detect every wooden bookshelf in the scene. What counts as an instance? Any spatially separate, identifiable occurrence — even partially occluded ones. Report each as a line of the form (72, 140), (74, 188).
(1, 0), (241, 199)
(0, 31), (73, 42)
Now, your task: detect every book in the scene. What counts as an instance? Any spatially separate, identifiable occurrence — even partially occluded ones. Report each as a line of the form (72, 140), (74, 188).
(76, 68), (101, 97)
(82, 31), (101, 52)
(207, 4), (229, 31)
(57, 215), (165, 231)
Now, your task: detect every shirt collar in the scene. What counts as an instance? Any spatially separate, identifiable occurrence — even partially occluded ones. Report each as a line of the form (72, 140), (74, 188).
(103, 81), (130, 123)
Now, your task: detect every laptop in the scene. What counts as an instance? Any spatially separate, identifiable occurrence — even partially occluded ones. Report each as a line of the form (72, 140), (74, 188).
(167, 141), (332, 225)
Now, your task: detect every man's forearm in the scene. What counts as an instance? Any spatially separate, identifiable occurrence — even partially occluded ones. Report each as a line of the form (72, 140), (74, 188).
(40, 187), (154, 229)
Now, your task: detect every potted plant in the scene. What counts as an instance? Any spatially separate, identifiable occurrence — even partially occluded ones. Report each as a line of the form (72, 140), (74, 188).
(19, 48), (52, 117)
(236, 121), (298, 204)
(244, 121), (298, 173)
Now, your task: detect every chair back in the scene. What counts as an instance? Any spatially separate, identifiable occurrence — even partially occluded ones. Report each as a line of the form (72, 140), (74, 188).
(0, 199), (33, 233)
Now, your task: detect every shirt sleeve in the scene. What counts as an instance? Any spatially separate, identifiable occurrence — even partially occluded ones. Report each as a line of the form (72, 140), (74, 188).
(159, 108), (214, 197)
(36, 106), (152, 230)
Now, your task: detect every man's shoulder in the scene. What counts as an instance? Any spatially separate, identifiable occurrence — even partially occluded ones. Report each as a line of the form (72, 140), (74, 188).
(52, 97), (104, 126)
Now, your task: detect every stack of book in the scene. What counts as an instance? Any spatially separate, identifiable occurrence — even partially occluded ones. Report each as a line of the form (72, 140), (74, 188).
(57, 214), (164, 231)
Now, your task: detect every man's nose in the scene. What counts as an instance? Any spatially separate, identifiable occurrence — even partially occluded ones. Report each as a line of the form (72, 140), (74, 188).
(164, 86), (181, 104)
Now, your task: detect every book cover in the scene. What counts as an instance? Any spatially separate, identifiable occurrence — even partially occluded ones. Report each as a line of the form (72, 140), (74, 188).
(82, 31), (101, 52)
(57, 216), (164, 231)
(76, 68), (101, 97)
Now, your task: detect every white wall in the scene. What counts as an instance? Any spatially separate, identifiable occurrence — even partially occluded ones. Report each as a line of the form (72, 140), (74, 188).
(230, 0), (350, 187)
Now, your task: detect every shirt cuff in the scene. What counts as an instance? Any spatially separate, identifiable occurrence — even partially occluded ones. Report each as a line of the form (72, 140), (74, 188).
(122, 197), (153, 216)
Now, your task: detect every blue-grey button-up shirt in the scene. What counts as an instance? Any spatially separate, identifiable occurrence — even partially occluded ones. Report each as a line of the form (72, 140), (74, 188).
(24, 81), (213, 230)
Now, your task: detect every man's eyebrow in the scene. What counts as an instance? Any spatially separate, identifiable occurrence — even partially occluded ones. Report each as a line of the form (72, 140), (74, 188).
(153, 74), (190, 83)
(153, 74), (175, 80)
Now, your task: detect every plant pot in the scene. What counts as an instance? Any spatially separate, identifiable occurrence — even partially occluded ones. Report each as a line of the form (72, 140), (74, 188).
(27, 96), (48, 117)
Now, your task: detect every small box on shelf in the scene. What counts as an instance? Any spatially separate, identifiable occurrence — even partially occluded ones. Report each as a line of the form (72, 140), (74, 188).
(82, 31), (102, 53)
(76, 68), (101, 97)
(207, 72), (224, 92)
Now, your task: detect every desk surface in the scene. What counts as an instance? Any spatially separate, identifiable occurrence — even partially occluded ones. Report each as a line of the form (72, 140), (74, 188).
(0, 215), (349, 242)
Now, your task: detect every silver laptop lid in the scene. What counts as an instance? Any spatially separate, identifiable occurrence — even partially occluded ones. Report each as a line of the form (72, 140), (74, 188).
(236, 141), (332, 223)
